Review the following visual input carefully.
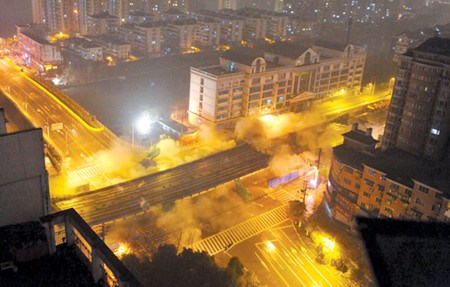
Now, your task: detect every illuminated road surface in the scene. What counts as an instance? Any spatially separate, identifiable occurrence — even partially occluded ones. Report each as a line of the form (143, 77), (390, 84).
(0, 58), (117, 173)
(55, 144), (270, 225)
(317, 89), (391, 118)
(230, 225), (349, 287)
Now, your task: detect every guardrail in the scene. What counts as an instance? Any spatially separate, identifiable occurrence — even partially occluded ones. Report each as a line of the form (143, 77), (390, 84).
(28, 74), (103, 129)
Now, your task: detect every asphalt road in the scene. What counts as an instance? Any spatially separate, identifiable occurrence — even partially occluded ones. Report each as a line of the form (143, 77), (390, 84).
(230, 225), (349, 287)
(0, 58), (117, 167)
(55, 144), (270, 225)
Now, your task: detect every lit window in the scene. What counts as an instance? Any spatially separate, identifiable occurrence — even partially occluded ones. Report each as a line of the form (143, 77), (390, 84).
(418, 185), (429, 194)
(230, 62), (235, 72)
(431, 128), (440, 135)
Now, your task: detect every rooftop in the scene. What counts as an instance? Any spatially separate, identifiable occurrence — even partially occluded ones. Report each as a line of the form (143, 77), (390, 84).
(0, 221), (46, 262)
(65, 37), (101, 48)
(357, 217), (450, 287)
(128, 11), (152, 17)
(19, 31), (50, 45)
(197, 10), (243, 21)
(171, 18), (197, 26)
(342, 129), (378, 145)
(314, 39), (349, 51)
(266, 42), (310, 59)
(414, 37), (450, 57)
(221, 49), (264, 66)
(138, 21), (166, 28)
(94, 35), (129, 46)
(196, 65), (241, 76)
(1, 244), (98, 287)
(163, 8), (186, 15)
(90, 11), (117, 19)
(333, 145), (450, 194)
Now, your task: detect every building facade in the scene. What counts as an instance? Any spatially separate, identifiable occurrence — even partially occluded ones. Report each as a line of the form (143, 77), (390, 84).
(188, 41), (366, 127)
(218, 0), (237, 10)
(17, 28), (63, 69)
(327, 124), (450, 226)
(383, 37), (450, 161)
(194, 19), (221, 48)
(0, 113), (50, 227)
(64, 37), (103, 61)
(87, 12), (120, 35)
(327, 37), (450, 227)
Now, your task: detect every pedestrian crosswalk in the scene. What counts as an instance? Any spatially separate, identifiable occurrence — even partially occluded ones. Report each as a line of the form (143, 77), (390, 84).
(267, 188), (296, 203)
(67, 164), (111, 188)
(191, 204), (288, 255)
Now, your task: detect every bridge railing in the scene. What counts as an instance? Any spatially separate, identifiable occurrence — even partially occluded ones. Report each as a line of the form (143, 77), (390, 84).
(28, 74), (103, 129)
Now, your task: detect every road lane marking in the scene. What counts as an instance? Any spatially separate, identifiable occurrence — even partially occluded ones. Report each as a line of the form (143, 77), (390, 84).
(255, 252), (270, 272)
(4, 58), (104, 132)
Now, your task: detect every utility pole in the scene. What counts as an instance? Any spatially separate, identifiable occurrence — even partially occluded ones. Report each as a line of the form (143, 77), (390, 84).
(101, 223), (106, 241)
(316, 148), (322, 170)
(346, 17), (353, 45)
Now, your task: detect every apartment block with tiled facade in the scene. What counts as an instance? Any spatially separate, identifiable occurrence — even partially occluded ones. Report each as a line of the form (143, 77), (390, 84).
(188, 40), (366, 127)
(327, 123), (450, 226)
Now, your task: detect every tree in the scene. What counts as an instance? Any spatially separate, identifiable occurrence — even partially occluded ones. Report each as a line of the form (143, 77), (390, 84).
(227, 257), (244, 279)
(288, 200), (305, 225)
(122, 244), (243, 287)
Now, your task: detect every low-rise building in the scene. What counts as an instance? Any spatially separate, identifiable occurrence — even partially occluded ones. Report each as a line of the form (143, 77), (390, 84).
(188, 40), (366, 127)
(194, 18), (221, 48)
(16, 26), (63, 71)
(160, 8), (190, 22)
(64, 37), (103, 61)
(125, 10), (156, 25)
(326, 124), (450, 226)
(164, 19), (197, 54)
(92, 35), (131, 60)
(194, 10), (244, 46)
(118, 22), (164, 56)
(87, 12), (120, 36)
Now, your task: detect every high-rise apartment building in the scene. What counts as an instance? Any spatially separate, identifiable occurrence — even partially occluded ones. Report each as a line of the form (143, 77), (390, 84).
(44, 0), (79, 33)
(108, 0), (129, 22)
(326, 37), (450, 227)
(159, 0), (189, 12)
(218, 0), (237, 10)
(79, 0), (108, 34)
(32, 0), (47, 24)
(382, 37), (450, 161)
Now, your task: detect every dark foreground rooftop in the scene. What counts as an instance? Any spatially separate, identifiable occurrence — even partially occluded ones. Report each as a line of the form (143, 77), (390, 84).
(0, 244), (99, 287)
(357, 217), (450, 287)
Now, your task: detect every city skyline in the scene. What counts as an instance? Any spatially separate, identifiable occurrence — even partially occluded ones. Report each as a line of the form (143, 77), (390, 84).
(0, 0), (449, 286)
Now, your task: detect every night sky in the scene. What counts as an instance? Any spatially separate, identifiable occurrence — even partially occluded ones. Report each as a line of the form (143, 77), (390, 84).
(0, 0), (32, 38)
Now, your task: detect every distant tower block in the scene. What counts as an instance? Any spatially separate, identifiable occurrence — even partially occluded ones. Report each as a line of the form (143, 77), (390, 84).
(218, 0), (237, 10)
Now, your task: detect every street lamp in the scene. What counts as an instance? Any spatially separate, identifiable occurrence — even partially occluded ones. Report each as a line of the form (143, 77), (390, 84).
(132, 112), (154, 149)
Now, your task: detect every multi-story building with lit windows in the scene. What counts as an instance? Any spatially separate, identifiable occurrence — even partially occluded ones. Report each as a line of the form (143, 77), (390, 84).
(188, 40), (366, 127)
(383, 37), (450, 161)
(203, 8), (290, 43)
(17, 27), (63, 70)
(108, 0), (129, 22)
(326, 37), (450, 227)
(194, 19), (221, 48)
(79, 0), (109, 34)
(118, 21), (164, 55)
(218, 0), (237, 10)
(87, 12), (120, 35)
(327, 124), (450, 226)
(194, 10), (244, 46)
(44, 0), (80, 33)
(160, 0), (189, 12)
(164, 19), (196, 53)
